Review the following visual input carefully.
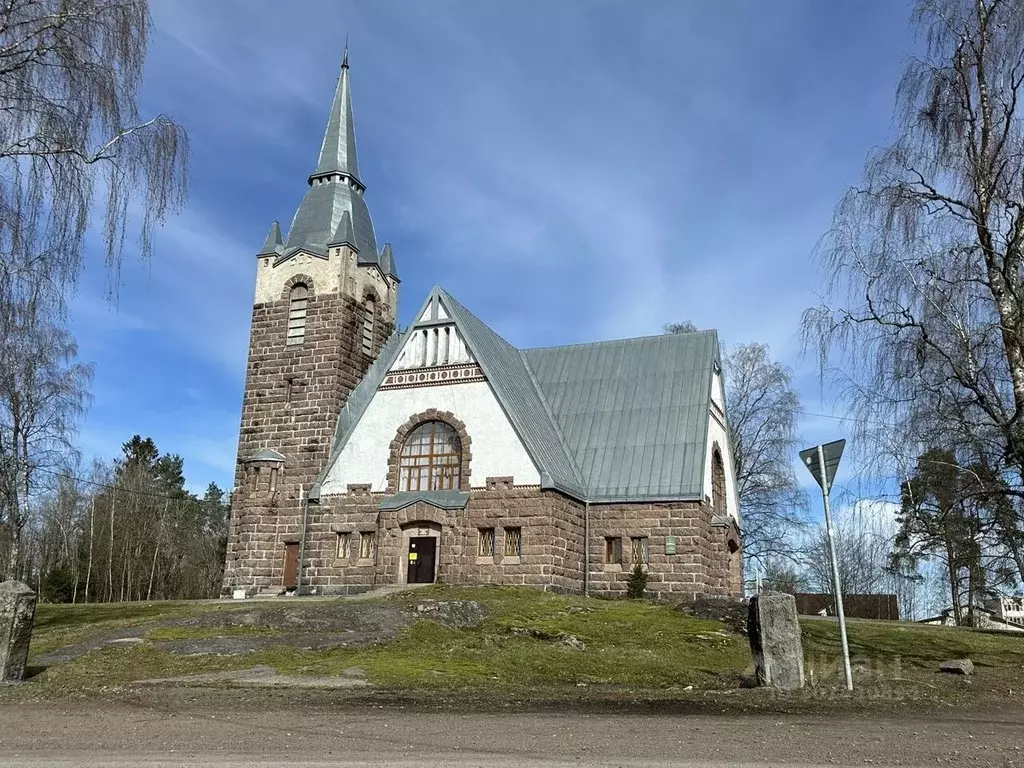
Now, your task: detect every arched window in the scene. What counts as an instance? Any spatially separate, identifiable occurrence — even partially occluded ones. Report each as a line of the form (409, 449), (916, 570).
(286, 283), (309, 345)
(711, 447), (727, 515)
(399, 420), (461, 491)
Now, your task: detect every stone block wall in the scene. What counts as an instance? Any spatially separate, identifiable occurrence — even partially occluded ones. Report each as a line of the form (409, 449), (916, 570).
(257, 486), (741, 600)
(221, 257), (395, 595)
(297, 487), (586, 594)
(588, 500), (742, 601)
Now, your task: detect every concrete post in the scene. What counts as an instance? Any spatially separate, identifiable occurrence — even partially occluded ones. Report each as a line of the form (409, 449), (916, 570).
(748, 591), (805, 690)
(0, 580), (37, 683)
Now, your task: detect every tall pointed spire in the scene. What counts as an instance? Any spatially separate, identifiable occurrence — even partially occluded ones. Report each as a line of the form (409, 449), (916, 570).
(311, 46), (360, 184)
(284, 46), (378, 259)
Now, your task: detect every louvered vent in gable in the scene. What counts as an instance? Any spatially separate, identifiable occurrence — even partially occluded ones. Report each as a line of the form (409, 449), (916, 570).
(361, 297), (375, 356)
(390, 323), (475, 371)
(286, 284), (308, 345)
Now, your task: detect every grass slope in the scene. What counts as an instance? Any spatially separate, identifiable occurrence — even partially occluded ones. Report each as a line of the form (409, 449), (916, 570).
(14, 586), (1024, 708)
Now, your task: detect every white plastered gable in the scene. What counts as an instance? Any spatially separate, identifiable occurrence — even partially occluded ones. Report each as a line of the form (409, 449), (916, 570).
(318, 291), (540, 495)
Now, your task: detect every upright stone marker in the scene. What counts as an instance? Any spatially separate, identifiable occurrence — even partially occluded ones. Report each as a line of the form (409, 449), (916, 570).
(0, 581), (37, 683)
(748, 592), (805, 690)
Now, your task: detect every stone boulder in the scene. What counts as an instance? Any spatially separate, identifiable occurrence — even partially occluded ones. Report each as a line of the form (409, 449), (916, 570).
(0, 580), (37, 683)
(939, 658), (974, 675)
(747, 592), (805, 690)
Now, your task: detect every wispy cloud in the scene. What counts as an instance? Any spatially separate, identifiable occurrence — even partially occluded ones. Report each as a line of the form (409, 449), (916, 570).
(70, 0), (916, 489)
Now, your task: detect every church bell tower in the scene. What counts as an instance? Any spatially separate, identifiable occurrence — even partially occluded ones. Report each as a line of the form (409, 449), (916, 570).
(222, 49), (399, 595)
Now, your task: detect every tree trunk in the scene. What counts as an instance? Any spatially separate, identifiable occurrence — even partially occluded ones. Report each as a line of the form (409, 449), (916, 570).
(107, 492), (115, 602)
(84, 496), (95, 603)
(945, 539), (962, 626)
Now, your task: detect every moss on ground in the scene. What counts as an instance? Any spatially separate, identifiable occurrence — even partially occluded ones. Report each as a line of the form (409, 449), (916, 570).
(17, 585), (1024, 705)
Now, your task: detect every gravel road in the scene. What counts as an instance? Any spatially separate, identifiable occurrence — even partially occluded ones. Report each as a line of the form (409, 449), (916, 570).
(1, 690), (1021, 767)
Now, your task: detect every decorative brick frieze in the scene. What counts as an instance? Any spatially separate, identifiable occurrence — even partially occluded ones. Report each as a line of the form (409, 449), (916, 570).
(385, 410), (473, 493)
(380, 363), (485, 390)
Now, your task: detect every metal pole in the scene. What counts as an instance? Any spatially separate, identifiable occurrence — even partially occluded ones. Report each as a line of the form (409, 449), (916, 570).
(296, 486), (308, 596)
(818, 444), (853, 691)
(583, 500), (590, 598)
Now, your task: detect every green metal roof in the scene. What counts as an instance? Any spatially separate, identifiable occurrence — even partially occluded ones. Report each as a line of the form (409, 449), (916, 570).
(312, 287), (718, 504)
(378, 491), (470, 511)
(524, 331), (718, 502)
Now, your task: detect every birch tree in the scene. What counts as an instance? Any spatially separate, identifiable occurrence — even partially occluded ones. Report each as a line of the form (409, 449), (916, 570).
(803, 0), (1024, 586)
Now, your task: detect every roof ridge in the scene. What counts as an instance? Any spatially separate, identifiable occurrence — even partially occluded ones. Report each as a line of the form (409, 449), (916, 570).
(525, 328), (718, 353)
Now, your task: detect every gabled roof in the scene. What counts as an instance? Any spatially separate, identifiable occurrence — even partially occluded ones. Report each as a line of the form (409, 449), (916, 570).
(328, 210), (358, 250)
(247, 448), (286, 463)
(524, 331), (719, 502)
(441, 290), (587, 498)
(313, 287), (720, 505)
(378, 491), (470, 512)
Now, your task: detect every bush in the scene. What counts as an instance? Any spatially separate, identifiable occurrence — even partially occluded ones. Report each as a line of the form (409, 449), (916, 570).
(40, 564), (77, 603)
(626, 562), (648, 599)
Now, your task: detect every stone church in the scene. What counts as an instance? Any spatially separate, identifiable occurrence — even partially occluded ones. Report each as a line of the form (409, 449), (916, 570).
(221, 52), (743, 600)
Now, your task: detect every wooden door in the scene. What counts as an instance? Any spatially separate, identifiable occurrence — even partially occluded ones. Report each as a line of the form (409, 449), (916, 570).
(406, 537), (437, 584)
(283, 542), (299, 588)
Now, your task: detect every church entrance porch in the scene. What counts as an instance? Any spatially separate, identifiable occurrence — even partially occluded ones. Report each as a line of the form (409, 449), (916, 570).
(396, 520), (443, 585)
(406, 537), (437, 583)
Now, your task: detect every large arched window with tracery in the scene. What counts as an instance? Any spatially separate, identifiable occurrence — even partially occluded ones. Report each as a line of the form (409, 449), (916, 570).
(399, 420), (462, 491)
(711, 447), (727, 515)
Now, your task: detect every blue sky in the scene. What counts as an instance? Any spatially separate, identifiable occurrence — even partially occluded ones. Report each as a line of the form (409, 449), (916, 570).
(69, 0), (916, 496)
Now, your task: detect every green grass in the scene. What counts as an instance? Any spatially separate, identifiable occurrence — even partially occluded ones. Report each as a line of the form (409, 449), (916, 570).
(27, 600), (237, 657)
(17, 586), (1024, 704)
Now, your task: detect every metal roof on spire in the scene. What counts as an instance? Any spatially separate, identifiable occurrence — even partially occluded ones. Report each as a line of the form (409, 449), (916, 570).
(283, 47), (382, 262)
(312, 46), (360, 183)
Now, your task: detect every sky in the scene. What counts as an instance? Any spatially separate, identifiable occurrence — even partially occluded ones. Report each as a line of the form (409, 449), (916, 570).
(68, 0), (918, 498)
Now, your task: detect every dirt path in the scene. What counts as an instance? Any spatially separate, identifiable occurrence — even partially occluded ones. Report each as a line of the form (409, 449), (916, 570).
(1, 690), (1021, 766)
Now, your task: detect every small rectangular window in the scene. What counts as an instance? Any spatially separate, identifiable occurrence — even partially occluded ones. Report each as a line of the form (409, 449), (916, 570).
(337, 532), (350, 560)
(249, 467), (259, 492)
(604, 537), (622, 565)
(503, 527), (522, 557)
(269, 467), (278, 492)
(478, 528), (495, 557)
(630, 536), (649, 565)
(359, 532), (374, 559)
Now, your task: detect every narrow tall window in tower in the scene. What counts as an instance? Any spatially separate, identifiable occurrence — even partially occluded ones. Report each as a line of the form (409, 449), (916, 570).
(286, 284), (308, 345)
(361, 298), (375, 356)
(711, 447), (727, 515)
(442, 327), (451, 365)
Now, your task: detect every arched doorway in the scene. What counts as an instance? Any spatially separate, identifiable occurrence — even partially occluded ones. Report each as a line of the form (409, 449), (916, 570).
(400, 521), (441, 584)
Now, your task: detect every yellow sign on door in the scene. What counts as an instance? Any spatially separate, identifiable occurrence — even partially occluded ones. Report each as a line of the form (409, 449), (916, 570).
(409, 552), (418, 561)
